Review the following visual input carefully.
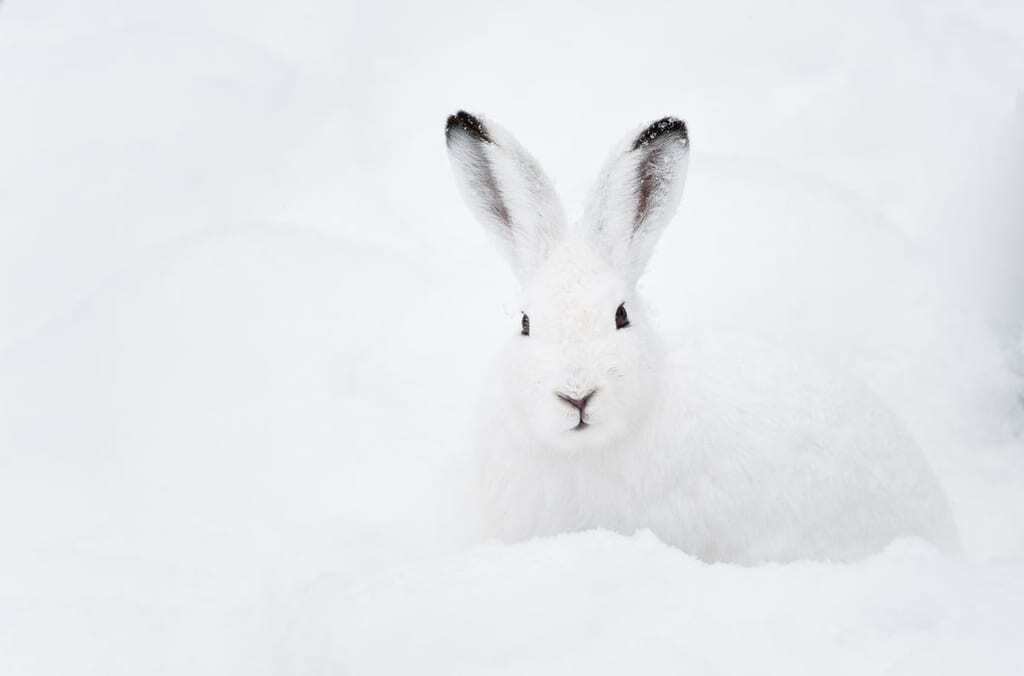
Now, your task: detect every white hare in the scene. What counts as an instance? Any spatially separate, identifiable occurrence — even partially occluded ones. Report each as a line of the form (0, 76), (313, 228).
(445, 111), (958, 563)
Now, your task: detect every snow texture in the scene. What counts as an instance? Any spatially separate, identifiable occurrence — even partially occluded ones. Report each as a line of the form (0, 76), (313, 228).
(1, 1), (1023, 674)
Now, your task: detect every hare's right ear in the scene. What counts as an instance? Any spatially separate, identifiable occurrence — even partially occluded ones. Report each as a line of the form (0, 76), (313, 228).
(446, 111), (567, 280)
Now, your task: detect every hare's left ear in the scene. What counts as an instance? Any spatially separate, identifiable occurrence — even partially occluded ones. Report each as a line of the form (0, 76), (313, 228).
(583, 117), (690, 282)
(446, 111), (567, 280)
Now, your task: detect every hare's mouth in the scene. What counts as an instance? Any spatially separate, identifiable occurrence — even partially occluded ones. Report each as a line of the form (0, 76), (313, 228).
(556, 390), (597, 433)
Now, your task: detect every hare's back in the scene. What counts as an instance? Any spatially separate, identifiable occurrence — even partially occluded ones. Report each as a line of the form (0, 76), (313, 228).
(662, 330), (957, 561)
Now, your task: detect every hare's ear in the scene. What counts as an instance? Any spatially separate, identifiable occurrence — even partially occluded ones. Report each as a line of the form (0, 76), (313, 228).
(446, 111), (567, 279)
(583, 117), (690, 282)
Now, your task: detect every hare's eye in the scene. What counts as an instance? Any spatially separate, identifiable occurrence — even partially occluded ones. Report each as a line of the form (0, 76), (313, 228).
(615, 303), (630, 330)
(521, 312), (530, 336)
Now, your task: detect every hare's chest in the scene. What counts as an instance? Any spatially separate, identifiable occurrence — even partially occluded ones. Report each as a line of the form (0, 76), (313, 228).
(477, 442), (691, 544)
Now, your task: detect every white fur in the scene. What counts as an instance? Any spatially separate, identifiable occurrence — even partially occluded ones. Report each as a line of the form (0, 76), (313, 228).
(447, 113), (958, 563)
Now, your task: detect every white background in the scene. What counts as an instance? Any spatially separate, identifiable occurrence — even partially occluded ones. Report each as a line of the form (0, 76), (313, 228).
(1, 1), (1023, 673)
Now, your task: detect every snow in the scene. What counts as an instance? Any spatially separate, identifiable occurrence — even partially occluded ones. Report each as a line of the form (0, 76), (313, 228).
(284, 532), (1024, 675)
(1, 0), (1022, 674)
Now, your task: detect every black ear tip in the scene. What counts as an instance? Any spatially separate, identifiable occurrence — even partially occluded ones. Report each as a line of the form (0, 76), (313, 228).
(445, 110), (491, 144)
(632, 117), (688, 150)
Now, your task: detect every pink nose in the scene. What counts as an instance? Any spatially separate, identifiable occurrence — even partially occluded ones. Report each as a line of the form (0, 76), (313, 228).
(556, 389), (597, 413)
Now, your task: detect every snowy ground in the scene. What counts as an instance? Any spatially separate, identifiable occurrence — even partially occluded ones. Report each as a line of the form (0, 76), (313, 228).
(1, 1), (1023, 674)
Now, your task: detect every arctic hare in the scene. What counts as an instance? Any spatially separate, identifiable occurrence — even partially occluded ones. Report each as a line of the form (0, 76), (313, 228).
(445, 111), (957, 563)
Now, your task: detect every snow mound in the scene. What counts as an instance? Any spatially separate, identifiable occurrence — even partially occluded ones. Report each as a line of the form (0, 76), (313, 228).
(283, 530), (1024, 675)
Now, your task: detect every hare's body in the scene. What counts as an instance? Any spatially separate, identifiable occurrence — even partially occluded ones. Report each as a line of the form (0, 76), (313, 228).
(476, 328), (957, 563)
(446, 111), (957, 563)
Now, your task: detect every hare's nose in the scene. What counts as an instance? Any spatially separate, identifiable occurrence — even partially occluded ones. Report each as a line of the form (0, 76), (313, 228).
(556, 389), (597, 413)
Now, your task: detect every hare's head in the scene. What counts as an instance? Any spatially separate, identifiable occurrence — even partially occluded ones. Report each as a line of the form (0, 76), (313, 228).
(446, 111), (689, 451)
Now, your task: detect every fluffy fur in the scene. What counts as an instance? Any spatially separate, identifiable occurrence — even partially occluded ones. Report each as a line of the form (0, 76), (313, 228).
(446, 111), (958, 563)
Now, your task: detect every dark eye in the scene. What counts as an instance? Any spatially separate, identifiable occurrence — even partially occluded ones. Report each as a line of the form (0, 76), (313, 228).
(615, 303), (630, 330)
(521, 312), (530, 336)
